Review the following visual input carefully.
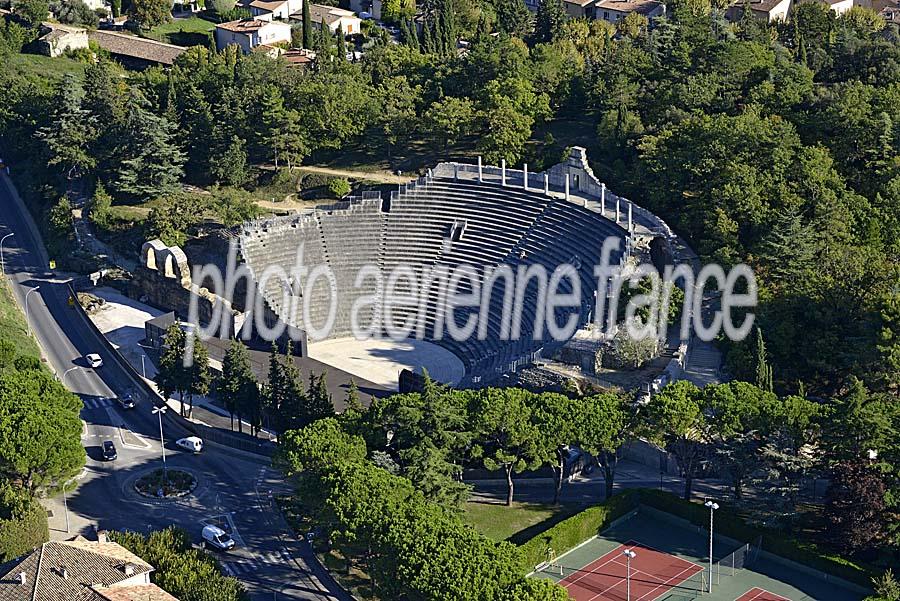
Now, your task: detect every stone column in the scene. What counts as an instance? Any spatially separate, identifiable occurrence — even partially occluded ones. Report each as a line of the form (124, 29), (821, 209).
(565, 174), (570, 200)
(501, 159), (506, 186)
(601, 183), (606, 216)
(616, 197), (620, 223)
(628, 202), (633, 232)
(544, 174), (549, 195)
(523, 163), (528, 190)
(477, 156), (483, 182)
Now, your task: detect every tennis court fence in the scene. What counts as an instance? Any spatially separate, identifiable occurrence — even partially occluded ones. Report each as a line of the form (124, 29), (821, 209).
(712, 536), (763, 584)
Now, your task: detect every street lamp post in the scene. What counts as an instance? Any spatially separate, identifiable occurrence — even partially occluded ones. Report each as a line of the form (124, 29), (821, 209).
(24, 286), (40, 336)
(152, 405), (167, 484)
(0, 232), (13, 276)
(137, 341), (154, 379)
(705, 500), (719, 592)
(62, 483), (70, 534)
(622, 549), (636, 601)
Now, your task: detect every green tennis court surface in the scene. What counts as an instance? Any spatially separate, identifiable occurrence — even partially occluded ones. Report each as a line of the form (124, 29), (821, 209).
(532, 507), (864, 601)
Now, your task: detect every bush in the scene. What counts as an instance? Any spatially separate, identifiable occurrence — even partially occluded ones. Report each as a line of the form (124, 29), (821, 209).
(208, 0), (234, 14)
(0, 483), (49, 563)
(300, 172), (330, 191)
(52, 0), (99, 27)
(327, 177), (351, 198)
(518, 491), (638, 571)
(638, 489), (876, 587)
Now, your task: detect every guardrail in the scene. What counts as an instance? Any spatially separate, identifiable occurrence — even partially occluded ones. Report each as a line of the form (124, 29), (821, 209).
(65, 282), (274, 457)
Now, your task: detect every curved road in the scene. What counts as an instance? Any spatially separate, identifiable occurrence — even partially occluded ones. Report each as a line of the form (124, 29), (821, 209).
(0, 173), (348, 601)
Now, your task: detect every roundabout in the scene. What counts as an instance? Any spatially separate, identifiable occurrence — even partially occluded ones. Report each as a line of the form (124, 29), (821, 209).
(133, 468), (198, 499)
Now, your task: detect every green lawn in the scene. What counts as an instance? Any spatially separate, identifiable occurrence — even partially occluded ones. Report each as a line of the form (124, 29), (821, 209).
(0, 279), (41, 361)
(463, 501), (584, 544)
(6, 53), (86, 83)
(142, 16), (214, 46)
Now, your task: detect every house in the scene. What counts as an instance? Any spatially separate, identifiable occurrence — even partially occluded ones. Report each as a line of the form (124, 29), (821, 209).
(248, 0), (302, 21)
(819, 0), (854, 13)
(0, 534), (178, 601)
(36, 22), (89, 58)
(88, 30), (187, 68)
(293, 3), (361, 34)
(593, 0), (666, 23)
(563, 0), (597, 17)
(214, 18), (292, 53)
(881, 1), (900, 22)
(725, 0), (793, 21)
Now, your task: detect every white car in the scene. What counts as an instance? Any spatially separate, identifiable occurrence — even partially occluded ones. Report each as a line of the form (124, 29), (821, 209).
(85, 354), (103, 368)
(201, 525), (235, 550)
(176, 436), (203, 453)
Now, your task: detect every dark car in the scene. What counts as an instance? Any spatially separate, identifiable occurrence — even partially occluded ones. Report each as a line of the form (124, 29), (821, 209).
(117, 394), (135, 409)
(101, 440), (117, 461)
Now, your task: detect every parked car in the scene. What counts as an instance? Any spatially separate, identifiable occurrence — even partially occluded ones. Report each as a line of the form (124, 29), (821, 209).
(101, 440), (117, 461)
(176, 436), (203, 453)
(117, 394), (135, 409)
(85, 353), (103, 368)
(202, 525), (235, 550)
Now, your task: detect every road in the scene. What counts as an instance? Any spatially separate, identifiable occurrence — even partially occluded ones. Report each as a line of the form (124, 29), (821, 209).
(0, 173), (349, 601)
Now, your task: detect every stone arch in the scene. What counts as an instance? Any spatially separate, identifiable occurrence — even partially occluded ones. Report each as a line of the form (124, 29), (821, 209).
(157, 246), (192, 287)
(141, 239), (167, 272)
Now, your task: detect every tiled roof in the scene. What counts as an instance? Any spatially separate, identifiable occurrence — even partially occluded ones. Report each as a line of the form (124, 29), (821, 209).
(216, 18), (274, 33)
(0, 539), (153, 601)
(93, 584), (179, 601)
(594, 0), (664, 14)
(88, 30), (187, 65)
(248, 0), (286, 10)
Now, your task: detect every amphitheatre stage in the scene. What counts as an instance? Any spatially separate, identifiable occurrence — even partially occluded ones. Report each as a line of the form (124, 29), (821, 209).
(307, 337), (466, 390)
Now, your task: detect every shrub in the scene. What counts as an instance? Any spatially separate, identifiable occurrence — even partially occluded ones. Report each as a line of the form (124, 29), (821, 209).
(208, 0), (234, 15)
(0, 483), (49, 563)
(300, 172), (330, 191)
(518, 491), (638, 571)
(327, 177), (351, 198)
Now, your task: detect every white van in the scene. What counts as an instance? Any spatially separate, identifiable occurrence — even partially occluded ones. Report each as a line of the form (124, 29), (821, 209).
(201, 525), (235, 550)
(176, 436), (203, 453)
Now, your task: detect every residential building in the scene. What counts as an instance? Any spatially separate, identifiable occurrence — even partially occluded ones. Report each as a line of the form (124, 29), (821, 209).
(248, 0), (302, 21)
(0, 535), (178, 601)
(89, 31), (187, 68)
(563, 0), (597, 17)
(593, 0), (666, 23)
(214, 18), (292, 53)
(293, 3), (362, 34)
(819, 0), (854, 13)
(725, 0), (793, 21)
(36, 22), (89, 58)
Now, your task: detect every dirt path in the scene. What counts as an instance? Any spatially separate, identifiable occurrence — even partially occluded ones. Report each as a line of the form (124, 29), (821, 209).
(296, 165), (412, 184)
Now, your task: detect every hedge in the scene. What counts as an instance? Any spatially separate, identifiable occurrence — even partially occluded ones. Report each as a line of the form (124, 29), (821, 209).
(518, 491), (638, 571)
(637, 489), (876, 588)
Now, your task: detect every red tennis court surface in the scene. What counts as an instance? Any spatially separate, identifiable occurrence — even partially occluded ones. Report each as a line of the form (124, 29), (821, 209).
(735, 588), (791, 601)
(560, 540), (704, 601)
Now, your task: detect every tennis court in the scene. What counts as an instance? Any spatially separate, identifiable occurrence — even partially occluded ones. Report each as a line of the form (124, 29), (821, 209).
(559, 540), (704, 601)
(735, 588), (791, 601)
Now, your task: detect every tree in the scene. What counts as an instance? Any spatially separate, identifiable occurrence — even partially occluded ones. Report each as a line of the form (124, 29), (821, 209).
(47, 197), (73, 256)
(534, 0), (566, 44)
(646, 381), (709, 500)
(327, 177), (351, 198)
(155, 323), (189, 415)
(278, 417), (367, 475)
(128, 0), (171, 29)
(0, 369), (84, 492)
(477, 96), (533, 166)
(579, 392), (630, 500)
(0, 483), (48, 563)
(753, 327), (773, 392)
(36, 75), (96, 181)
(210, 135), (249, 187)
(867, 570), (900, 601)
(610, 323), (660, 368)
(532, 393), (579, 505)
(424, 97), (475, 148)
(110, 527), (247, 601)
(12, 0), (49, 26)
(52, 0), (99, 26)
(471, 388), (541, 506)
(302, 0), (312, 48)
(115, 91), (186, 201)
(218, 340), (256, 432)
(209, 0), (235, 13)
(89, 181), (113, 230)
(824, 459), (887, 554)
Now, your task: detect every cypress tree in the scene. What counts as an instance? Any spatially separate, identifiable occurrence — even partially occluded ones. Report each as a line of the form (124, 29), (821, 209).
(755, 327), (774, 393)
(336, 23), (346, 59)
(302, 0), (312, 48)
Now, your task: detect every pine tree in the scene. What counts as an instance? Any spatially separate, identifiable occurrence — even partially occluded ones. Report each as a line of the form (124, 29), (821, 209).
(219, 340), (256, 432)
(534, 0), (565, 43)
(186, 334), (211, 419)
(115, 90), (186, 201)
(301, 0), (312, 48)
(335, 23), (346, 60)
(305, 372), (334, 425)
(265, 341), (286, 427)
(36, 74), (96, 182)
